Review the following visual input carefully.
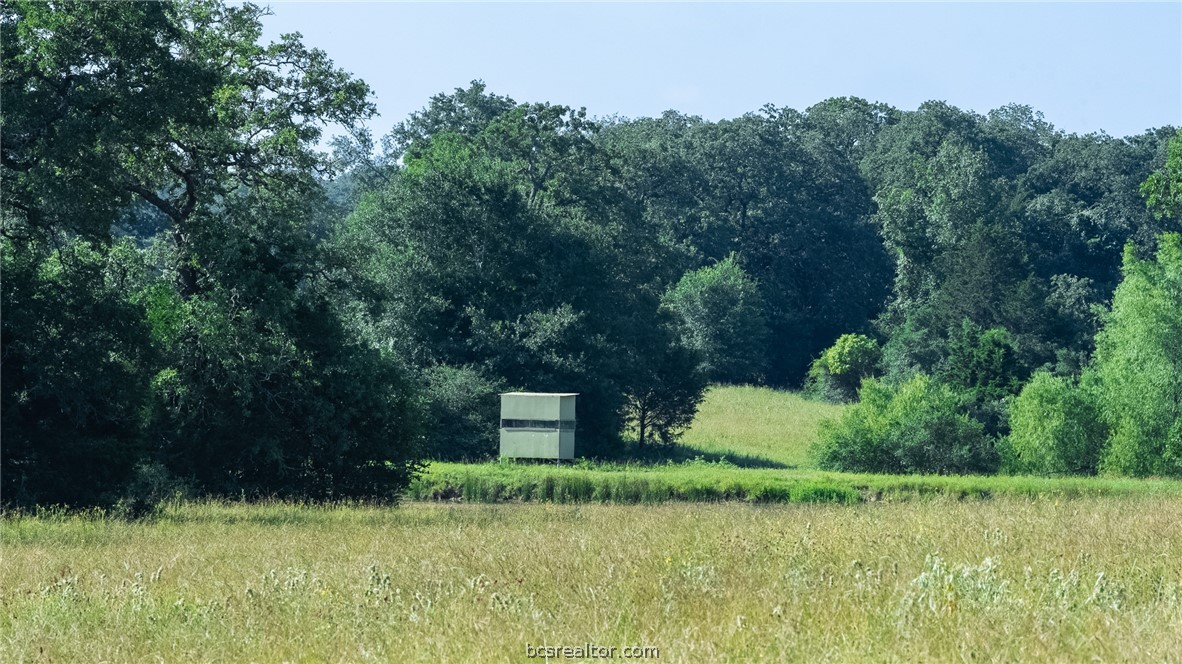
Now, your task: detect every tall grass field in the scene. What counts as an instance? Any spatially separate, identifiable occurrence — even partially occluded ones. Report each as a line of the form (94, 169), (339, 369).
(6, 386), (1182, 661)
(5, 499), (1182, 662)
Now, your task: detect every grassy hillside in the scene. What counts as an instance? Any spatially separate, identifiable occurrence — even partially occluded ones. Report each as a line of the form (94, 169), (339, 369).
(6, 499), (1182, 662)
(680, 385), (845, 468)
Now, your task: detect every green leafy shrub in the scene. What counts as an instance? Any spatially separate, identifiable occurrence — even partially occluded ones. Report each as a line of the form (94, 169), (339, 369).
(1092, 234), (1182, 476)
(1002, 371), (1107, 475)
(805, 333), (882, 402)
(812, 375), (998, 475)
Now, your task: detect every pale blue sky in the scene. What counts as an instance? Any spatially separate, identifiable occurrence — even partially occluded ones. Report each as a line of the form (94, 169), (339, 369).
(260, 2), (1182, 139)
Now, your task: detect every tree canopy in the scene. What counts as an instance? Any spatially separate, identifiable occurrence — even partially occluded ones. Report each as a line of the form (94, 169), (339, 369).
(4, 2), (1181, 507)
(2, 0), (417, 506)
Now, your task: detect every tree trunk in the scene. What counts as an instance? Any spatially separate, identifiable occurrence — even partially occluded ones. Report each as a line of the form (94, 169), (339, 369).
(637, 402), (649, 446)
(173, 225), (198, 298)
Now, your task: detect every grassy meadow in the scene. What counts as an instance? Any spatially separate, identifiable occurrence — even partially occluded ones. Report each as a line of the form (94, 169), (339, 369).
(679, 385), (845, 468)
(6, 385), (1182, 662)
(5, 498), (1182, 662)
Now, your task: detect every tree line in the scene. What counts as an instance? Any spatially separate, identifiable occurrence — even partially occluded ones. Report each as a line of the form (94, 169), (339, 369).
(2, 1), (1180, 509)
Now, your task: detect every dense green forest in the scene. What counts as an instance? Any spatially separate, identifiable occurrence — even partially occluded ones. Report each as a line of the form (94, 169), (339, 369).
(3, 1), (1181, 508)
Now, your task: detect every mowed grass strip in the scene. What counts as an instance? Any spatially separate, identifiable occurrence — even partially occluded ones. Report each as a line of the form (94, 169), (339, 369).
(409, 460), (861, 504)
(410, 460), (1182, 504)
(4, 498), (1182, 662)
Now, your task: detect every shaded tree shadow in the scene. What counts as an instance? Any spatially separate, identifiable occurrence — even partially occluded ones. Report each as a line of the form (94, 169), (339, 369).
(611, 442), (793, 469)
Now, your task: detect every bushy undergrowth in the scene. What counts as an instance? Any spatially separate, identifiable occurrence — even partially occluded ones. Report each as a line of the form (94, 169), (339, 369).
(1002, 371), (1107, 475)
(812, 375), (999, 475)
(805, 333), (882, 403)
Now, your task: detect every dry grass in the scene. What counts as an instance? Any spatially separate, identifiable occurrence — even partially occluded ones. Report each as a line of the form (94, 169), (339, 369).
(5, 498), (1182, 662)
